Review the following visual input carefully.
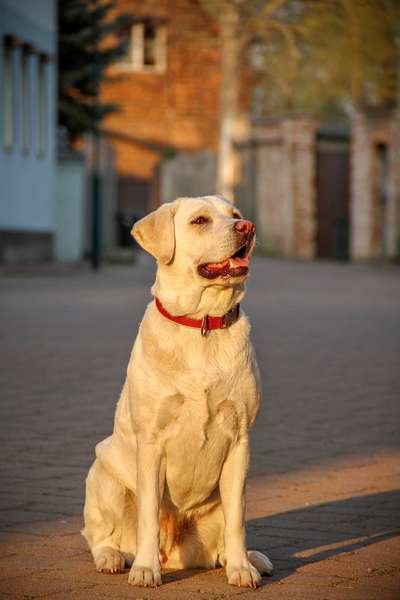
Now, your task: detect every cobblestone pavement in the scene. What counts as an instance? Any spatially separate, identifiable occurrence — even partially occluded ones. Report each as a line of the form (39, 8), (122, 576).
(0, 256), (399, 599)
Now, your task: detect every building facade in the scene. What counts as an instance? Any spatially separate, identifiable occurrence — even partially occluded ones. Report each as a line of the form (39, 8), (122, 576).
(236, 113), (399, 262)
(351, 110), (399, 260)
(102, 1), (399, 261)
(100, 0), (222, 232)
(0, 0), (56, 264)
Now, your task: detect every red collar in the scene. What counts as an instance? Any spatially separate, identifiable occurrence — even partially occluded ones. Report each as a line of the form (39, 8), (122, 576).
(155, 298), (240, 336)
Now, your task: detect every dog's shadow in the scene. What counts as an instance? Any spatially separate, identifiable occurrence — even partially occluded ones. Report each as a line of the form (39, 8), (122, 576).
(246, 489), (400, 586)
(159, 490), (399, 587)
(162, 568), (209, 584)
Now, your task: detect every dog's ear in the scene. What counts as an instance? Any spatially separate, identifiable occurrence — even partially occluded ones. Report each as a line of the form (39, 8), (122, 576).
(131, 202), (175, 264)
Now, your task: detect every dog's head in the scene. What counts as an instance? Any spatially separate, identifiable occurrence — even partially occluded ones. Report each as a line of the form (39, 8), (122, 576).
(131, 195), (255, 286)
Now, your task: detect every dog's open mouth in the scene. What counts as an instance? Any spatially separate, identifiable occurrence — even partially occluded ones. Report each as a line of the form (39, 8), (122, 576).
(198, 240), (252, 280)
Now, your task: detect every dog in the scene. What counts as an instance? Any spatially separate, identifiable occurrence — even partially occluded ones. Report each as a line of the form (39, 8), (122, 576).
(82, 195), (273, 588)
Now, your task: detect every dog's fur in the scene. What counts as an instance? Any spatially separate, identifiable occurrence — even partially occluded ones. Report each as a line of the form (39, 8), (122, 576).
(82, 195), (272, 588)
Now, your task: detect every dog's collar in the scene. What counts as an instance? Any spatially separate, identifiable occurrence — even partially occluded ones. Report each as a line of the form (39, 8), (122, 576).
(155, 298), (240, 336)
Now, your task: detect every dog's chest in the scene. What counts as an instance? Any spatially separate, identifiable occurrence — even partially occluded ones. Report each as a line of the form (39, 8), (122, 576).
(162, 385), (242, 511)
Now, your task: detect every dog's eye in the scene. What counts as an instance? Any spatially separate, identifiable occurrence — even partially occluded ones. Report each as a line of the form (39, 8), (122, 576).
(191, 216), (210, 225)
(232, 211), (241, 219)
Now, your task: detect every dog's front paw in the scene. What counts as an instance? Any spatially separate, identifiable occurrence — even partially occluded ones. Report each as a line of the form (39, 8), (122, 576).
(226, 561), (261, 588)
(94, 546), (125, 573)
(128, 564), (162, 587)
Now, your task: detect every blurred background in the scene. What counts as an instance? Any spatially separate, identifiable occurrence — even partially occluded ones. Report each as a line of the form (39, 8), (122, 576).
(1, 0), (400, 268)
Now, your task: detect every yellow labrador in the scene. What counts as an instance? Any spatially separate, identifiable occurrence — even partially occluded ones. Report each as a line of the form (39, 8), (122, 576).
(82, 195), (273, 588)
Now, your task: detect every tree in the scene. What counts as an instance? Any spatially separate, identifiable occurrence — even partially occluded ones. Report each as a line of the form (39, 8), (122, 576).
(58, 0), (133, 140)
(200, 0), (297, 199)
(200, 0), (400, 198)
(254, 0), (400, 118)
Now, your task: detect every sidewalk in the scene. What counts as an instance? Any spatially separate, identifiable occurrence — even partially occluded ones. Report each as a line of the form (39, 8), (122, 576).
(0, 257), (399, 599)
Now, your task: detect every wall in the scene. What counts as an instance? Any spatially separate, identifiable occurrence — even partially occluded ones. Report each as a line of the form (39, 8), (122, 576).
(239, 113), (398, 262)
(160, 150), (216, 203)
(0, 0), (56, 263)
(103, 0), (220, 177)
(55, 160), (85, 262)
(236, 118), (317, 258)
(351, 111), (398, 260)
(283, 120), (318, 259)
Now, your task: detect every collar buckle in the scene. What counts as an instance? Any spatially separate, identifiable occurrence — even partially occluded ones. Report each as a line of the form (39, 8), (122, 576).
(201, 315), (210, 337)
(223, 304), (239, 329)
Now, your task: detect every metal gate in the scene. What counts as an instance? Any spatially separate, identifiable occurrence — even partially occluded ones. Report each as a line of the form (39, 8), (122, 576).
(316, 133), (350, 260)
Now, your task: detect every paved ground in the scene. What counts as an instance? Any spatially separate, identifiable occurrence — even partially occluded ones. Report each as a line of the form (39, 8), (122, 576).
(0, 256), (399, 599)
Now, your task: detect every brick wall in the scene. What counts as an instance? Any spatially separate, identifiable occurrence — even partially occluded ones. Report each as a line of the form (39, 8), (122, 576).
(101, 0), (221, 184)
(240, 112), (398, 262)
(282, 119), (318, 259)
(238, 117), (318, 259)
(351, 110), (398, 260)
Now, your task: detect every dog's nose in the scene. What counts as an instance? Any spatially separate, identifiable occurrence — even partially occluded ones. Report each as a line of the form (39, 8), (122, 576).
(234, 219), (255, 236)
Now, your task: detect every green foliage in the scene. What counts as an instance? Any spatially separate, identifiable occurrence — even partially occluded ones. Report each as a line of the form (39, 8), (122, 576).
(199, 0), (296, 45)
(252, 0), (400, 118)
(58, 0), (133, 140)
(201, 0), (400, 118)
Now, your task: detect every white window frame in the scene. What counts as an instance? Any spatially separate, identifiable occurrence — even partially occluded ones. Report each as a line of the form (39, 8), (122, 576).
(118, 21), (167, 73)
(36, 54), (48, 158)
(21, 46), (31, 154)
(3, 43), (15, 151)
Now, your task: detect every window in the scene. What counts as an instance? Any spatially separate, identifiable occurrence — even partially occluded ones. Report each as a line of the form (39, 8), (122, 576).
(118, 20), (167, 73)
(3, 37), (15, 151)
(36, 53), (48, 157)
(21, 44), (33, 154)
(2, 35), (50, 157)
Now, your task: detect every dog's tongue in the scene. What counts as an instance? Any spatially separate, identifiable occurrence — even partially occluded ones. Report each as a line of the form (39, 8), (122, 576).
(204, 256), (249, 274)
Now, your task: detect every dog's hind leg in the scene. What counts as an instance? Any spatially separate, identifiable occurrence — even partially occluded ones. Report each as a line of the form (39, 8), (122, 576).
(82, 459), (127, 573)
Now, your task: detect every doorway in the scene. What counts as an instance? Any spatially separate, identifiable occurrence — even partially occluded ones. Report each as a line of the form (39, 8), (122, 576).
(316, 135), (350, 261)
